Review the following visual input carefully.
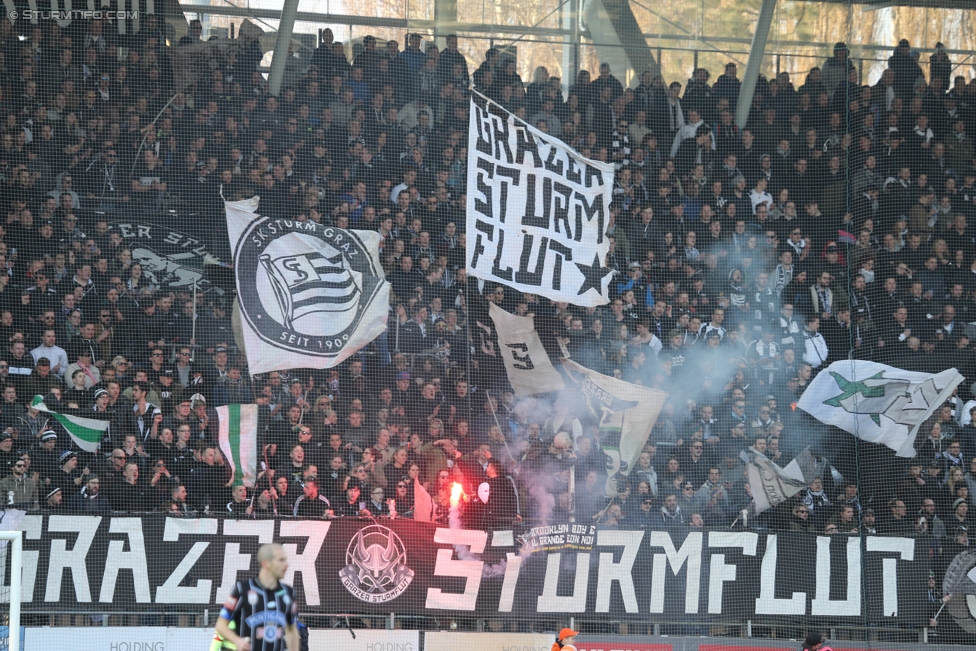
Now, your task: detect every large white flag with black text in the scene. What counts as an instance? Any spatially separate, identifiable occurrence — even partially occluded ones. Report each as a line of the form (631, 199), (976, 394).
(226, 202), (390, 374)
(797, 360), (964, 457)
(466, 94), (614, 306)
(488, 303), (565, 396)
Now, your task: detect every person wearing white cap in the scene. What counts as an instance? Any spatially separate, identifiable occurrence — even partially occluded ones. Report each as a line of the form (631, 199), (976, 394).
(43, 486), (62, 510)
(93, 388), (110, 414)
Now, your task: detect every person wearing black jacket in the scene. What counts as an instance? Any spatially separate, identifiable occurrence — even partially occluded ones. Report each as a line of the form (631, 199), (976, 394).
(225, 485), (254, 516)
(67, 475), (112, 513)
(99, 447), (127, 499)
(146, 427), (183, 469)
(457, 444), (490, 490)
(466, 459), (520, 529)
(675, 125), (714, 178)
(84, 148), (129, 211)
(113, 462), (150, 512)
(336, 483), (366, 516)
(275, 444), (308, 486)
(399, 304), (429, 354)
(105, 288), (143, 359)
(32, 431), (61, 487)
(53, 450), (89, 499)
(185, 445), (229, 512)
(291, 479), (333, 518)
(320, 450), (348, 498)
(364, 486), (391, 517)
(822, 308), (855, 363)
(167, 484), (196, 516)
(888, 39), (923, 101)
(254, 476), (294, 516)
(881, 498), (917, 536)
(64, 369), (92, 406)
(42, 486), (63, 511)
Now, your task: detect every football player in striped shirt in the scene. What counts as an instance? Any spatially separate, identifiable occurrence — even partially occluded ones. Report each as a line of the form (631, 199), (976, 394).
(214, 543), (299, 651)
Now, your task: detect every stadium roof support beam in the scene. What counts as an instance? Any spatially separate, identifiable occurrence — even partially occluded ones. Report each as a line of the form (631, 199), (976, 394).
(177, 1), (976, 67)
(178, 4), (575, 37)
(562, 0), (581, 98)
(581, 0), (657, 84)
(433, 0), (458, 47)
(735, 0), (776, 129)
(267, 0), (300, 96)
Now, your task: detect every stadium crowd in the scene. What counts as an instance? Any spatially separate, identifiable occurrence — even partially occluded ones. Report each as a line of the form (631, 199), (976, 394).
(0, 18), (971, 597)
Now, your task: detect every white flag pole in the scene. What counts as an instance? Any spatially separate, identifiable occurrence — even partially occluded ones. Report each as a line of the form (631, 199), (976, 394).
(191, 279), (197, 349)
(568, 465), (576, 522)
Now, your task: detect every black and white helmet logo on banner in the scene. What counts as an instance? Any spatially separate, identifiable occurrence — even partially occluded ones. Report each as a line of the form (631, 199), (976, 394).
(944, 549), (976, 633)
(339, 524), (415, 603)
(230, 211), (390, 373)
(110, 222), (220, 292)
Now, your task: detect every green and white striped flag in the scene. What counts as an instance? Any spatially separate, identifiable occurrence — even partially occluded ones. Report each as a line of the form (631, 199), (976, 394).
(217, 404), (259, 487)
(31, 395), (109, 452)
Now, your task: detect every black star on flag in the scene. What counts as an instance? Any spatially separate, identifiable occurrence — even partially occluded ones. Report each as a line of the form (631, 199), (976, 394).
(574, 254), (613, 297)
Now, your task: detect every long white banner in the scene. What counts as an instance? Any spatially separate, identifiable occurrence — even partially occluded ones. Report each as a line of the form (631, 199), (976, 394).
(466, 94), (614, 306)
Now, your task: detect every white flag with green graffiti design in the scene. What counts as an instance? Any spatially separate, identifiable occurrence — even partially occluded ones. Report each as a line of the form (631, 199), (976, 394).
(31, 395), (109, 452)
(797, 361), (964, 458)
(217, 404), (259, 487)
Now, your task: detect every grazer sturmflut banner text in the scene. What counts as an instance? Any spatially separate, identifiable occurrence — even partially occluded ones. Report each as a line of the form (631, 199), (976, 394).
(2, 515), (939, 624)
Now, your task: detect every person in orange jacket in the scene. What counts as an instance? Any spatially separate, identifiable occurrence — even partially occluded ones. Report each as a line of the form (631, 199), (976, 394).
(551, 627), (579, 651)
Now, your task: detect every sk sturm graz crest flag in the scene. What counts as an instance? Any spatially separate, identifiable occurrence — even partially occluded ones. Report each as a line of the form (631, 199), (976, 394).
(943, 549), (976, 633)
(226, 201), (390, 374)
(797, 360), (964, 457)
(563, 359), (667, 496)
